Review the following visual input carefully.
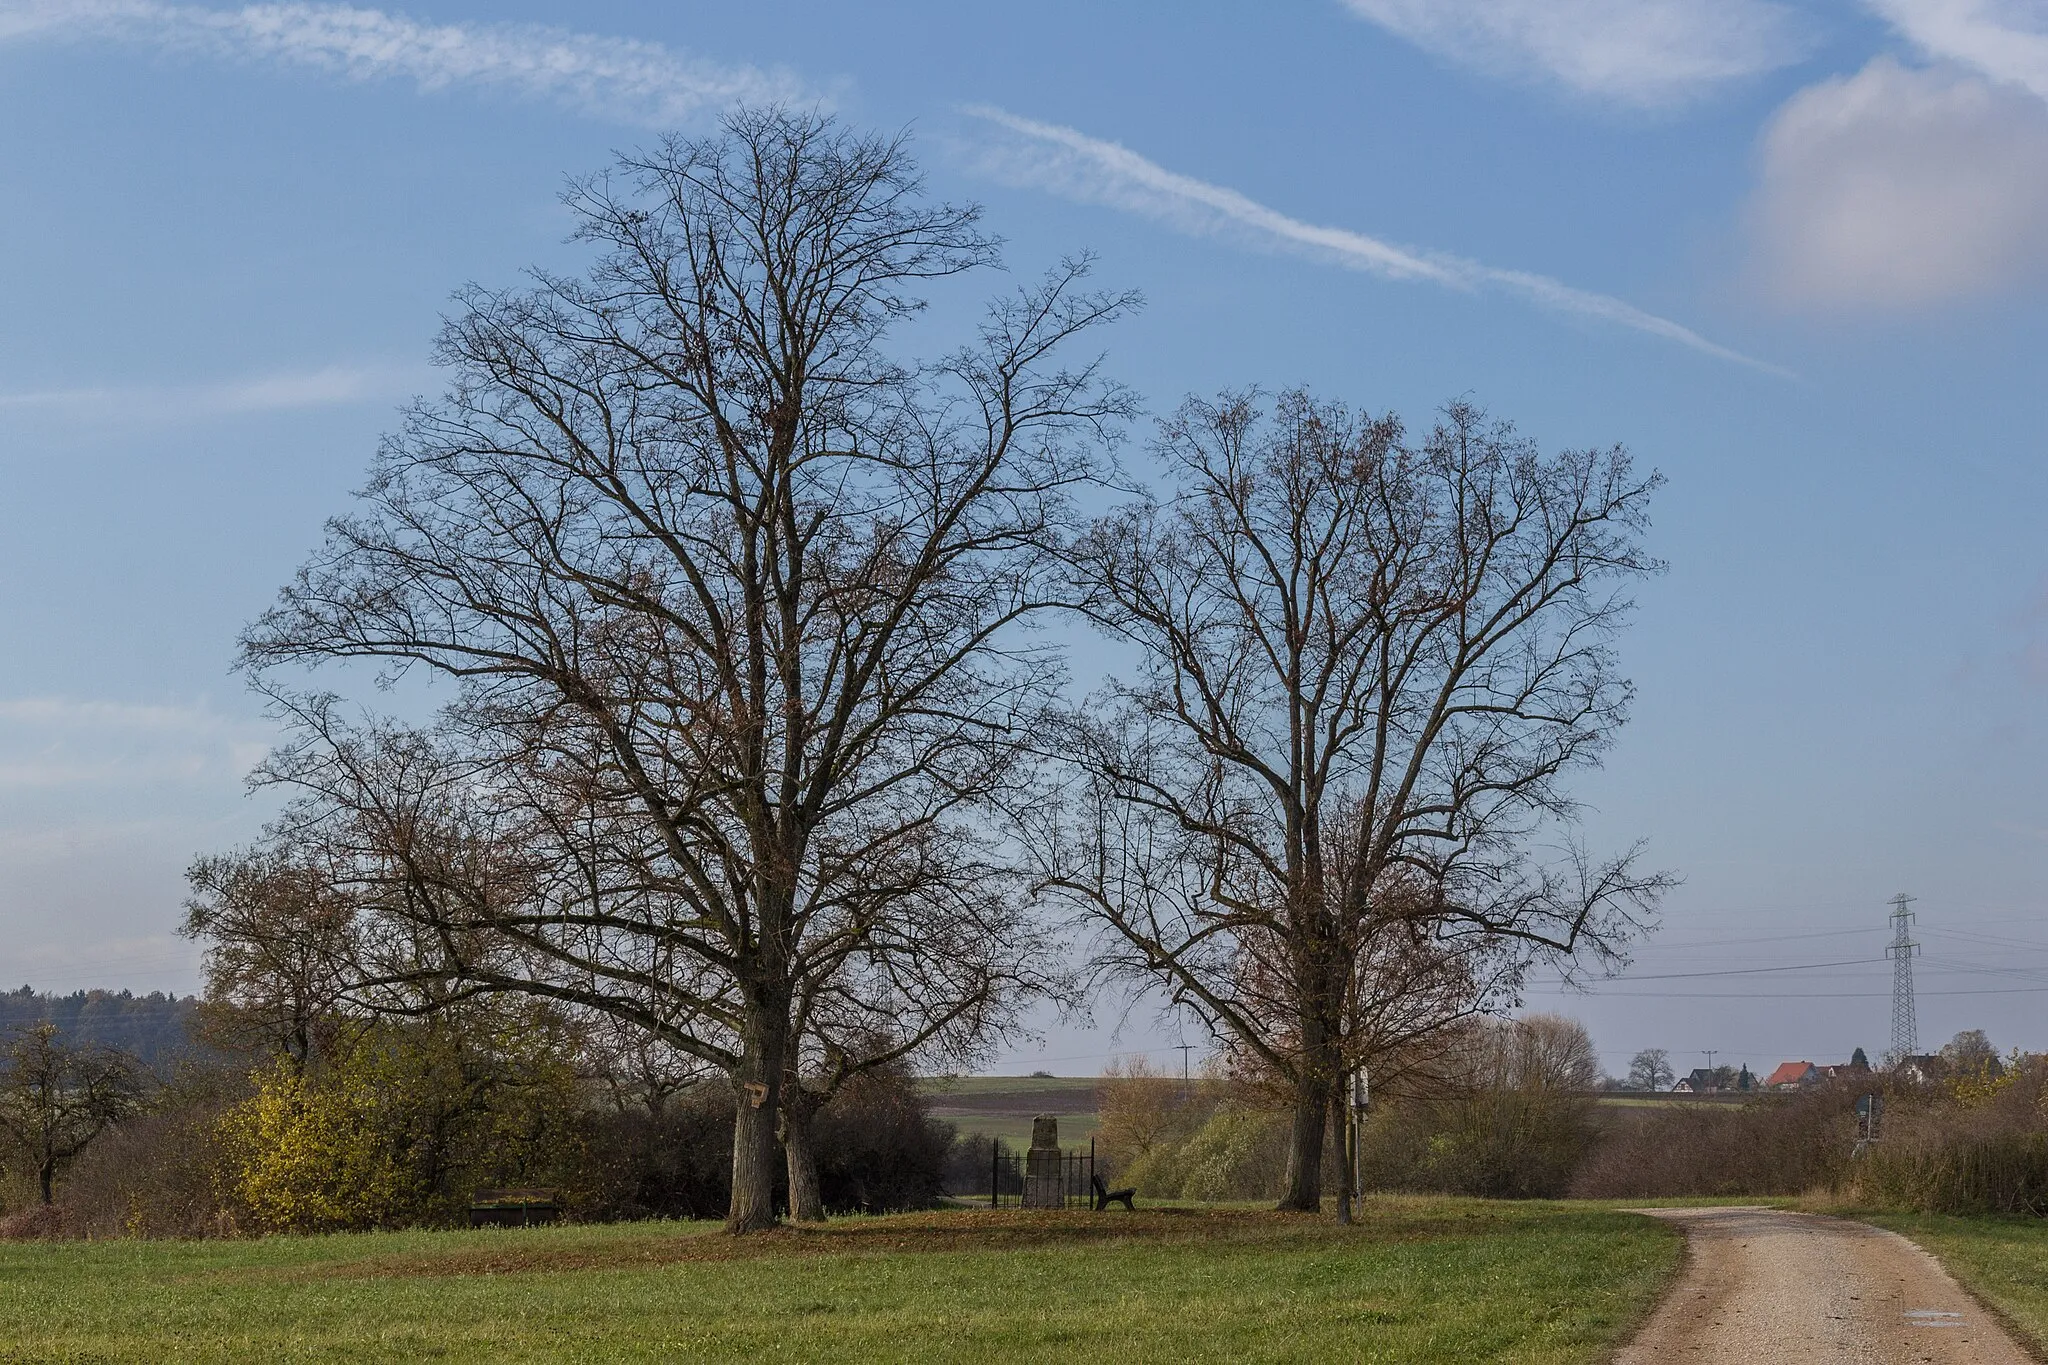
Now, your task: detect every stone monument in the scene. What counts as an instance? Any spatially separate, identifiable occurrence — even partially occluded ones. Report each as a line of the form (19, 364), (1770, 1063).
(1021, 1112), (1064, 1208)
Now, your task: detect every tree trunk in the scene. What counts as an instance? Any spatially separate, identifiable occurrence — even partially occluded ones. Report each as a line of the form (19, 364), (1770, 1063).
(1278, 1066), (1334, 1212)
(38, 1157), (55, 1206)
(782, 1091), (826, 1223)
(726, 996), (788, 1234)
(1279, 939), (1342, 1214)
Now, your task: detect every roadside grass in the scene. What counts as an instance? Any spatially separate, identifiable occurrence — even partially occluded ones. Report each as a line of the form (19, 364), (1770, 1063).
(0, 1196), (1681, 1363)
(1853, 1212), (2048, 1356)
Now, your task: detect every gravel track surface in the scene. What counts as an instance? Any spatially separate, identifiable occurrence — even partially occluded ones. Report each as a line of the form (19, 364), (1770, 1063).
(1615, 1207), (2035, 1363)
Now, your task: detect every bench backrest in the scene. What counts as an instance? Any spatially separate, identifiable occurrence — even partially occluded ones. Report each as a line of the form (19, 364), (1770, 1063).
(472, 1188), (560, 1207)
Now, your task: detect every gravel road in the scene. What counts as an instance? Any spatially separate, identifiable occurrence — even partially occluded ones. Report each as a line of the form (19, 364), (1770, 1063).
(1613, 1206), (2034, 1364)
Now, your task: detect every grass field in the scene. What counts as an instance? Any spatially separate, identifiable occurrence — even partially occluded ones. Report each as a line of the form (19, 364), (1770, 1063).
(1860, 1212), (2048, 1356)
(0, 1197), (1682, 1363)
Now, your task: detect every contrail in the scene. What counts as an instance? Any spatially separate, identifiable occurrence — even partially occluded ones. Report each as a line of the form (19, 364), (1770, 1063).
(960, 104), (1787, 375)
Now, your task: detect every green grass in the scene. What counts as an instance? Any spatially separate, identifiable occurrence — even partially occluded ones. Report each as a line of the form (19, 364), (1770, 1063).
(1856, 1212), (2048, 1356)
(0, 1197), (1682, 1363)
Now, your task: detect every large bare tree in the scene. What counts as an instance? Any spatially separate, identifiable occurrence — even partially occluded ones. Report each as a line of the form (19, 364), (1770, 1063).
(239, 108), (1133, 1231)
(1035, 390), (1668, 1214)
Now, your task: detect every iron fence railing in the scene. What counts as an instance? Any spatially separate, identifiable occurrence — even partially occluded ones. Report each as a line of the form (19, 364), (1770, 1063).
(963, 1138), (1104, 1209)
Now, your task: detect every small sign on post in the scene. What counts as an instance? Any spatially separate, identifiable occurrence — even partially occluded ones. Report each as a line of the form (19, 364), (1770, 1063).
(1853, 1093), (1883, 1157)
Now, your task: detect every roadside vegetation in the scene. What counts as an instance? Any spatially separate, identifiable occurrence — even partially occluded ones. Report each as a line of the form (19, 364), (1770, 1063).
(0, 1198), (1680, 1364)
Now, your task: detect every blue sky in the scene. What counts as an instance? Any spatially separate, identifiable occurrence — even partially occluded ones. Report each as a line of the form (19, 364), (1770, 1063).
(3, 0), (2046, 1077)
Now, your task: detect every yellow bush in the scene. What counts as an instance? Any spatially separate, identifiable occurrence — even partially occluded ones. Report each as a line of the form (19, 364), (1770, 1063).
(1950, 1051), (2023, 1110)
(216, 1063), (407, 1233)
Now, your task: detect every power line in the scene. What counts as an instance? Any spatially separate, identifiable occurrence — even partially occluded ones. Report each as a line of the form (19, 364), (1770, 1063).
(1521, 985), (2048, 1000)
(1570, 957), (1885, 982)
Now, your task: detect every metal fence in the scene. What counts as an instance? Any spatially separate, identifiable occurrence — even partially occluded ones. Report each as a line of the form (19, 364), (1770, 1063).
(968, 1138), (1103, 1209)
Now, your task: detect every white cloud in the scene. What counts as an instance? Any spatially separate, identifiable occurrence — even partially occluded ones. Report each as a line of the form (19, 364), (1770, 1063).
(1340, 0), (1811, 106)
(960, 105), (1782, 373)
(0, 361), (414, 419)
(0, 696), (273, 789)
(1868, 0), (2048, 100)
(1750, 57), (2048, 308)
(0, 1), (811, 125)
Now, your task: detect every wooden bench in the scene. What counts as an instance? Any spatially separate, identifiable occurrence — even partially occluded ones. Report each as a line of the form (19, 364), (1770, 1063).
(469, 1187), (562, 1227)
(1091, 1172), (1136, 1212)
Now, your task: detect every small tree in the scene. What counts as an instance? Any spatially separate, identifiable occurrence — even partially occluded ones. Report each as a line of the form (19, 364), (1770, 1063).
(0, 1025), (146, 1205)
(1628, 1048), (1675, 1092)
(1941, 1030), (1998, 1074)
(183, 846), (362, 1071)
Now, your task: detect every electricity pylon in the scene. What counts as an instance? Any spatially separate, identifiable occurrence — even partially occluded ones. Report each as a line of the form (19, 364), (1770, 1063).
(1886, 893), (1919, 1066)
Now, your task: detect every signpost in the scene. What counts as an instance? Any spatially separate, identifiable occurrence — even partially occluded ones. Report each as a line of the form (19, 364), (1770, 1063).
(1854, 1093), (1883, 1158)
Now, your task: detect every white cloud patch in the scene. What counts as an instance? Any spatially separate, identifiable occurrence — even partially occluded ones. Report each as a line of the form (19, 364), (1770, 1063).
(1868, 0), (2048, 101)
(0, 1), (811, 125)
(0, 362), (415, 420)
(0, 696), (273, 789)
(1750, 57), (2048, 308)
(1340, 0), (1812, 106)
(960, 105), (1782, 372)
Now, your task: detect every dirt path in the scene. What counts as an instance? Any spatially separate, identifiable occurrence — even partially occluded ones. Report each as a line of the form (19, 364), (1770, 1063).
(1614, 1207), (2035, 1363)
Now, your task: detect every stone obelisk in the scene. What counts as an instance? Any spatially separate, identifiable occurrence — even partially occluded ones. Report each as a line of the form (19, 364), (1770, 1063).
(1021, 1113), (1064, 1208)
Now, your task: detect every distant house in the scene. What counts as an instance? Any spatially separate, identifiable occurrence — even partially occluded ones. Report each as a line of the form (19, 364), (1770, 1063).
(1672, 1068), (1716, 1093)
(1671, 1065), (1758, 1095)
(1763, 1061), (1819, 1090)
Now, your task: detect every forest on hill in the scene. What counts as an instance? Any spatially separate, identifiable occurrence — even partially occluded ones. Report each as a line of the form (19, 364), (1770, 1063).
(0, 988), (199, 1069)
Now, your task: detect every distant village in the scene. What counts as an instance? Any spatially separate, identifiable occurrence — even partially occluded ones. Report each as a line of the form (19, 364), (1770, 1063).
(1642, 1042), (2005, 1095)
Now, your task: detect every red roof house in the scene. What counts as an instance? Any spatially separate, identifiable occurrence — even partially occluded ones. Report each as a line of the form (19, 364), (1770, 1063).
(1764, 1061), (1819, 1089)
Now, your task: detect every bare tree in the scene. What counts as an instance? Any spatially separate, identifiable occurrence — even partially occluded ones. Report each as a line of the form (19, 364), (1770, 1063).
(0, 1025), (146, 1205)
(183, 846), (363, 1072)
(1035, 390), (1668, 1215)
(1627, 1047), (1674, 1092)
(238, 108), (1133, 1231)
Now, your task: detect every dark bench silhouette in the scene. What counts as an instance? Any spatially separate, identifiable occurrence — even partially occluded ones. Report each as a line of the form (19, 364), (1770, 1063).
(469, 1187), (562, 1227)
(1091, 1172), (1136, 1212)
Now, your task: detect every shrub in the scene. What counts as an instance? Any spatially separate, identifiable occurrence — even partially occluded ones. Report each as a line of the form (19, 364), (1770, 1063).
(1569, 1091), (1853, 1199)
(212, 1011), (588, 1233)
(579, 1087), (737, 1222)
(51, 1065), (245, 1237)
(1095, 1058), (1199, 1172)
(1856, 1132), (2048, 1215)
(811, 1067), (954, 1214)
(1358, 1015), (1602, 1200)
(1845, 1056), (2048, 1215)
(1165, 1106), (1291, 1200)
(216, 1061), (410, 1233)
(587, 1067), (953, 1220)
